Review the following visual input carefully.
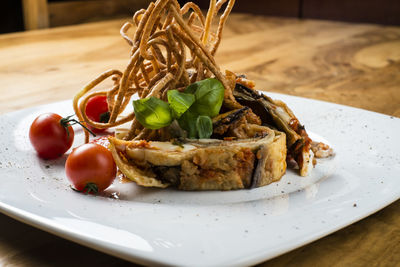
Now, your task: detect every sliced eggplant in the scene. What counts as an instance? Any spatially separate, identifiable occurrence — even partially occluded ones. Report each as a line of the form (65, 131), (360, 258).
(213, 107), (249, 127)
(234, 83), (312, 176)
(212, 107), (250, 136)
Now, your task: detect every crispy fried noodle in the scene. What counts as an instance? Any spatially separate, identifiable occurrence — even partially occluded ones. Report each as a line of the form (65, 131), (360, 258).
(74, 0), (236, 141)
(73, 0), (333, 190)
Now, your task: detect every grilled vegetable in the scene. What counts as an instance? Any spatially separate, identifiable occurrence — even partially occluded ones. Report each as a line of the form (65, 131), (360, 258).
(212, 107), (250, 136)
(233, 83), (313, 176)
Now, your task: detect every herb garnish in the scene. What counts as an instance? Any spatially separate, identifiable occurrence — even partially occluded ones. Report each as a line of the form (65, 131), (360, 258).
(132, 96), (172, 129)
(133, 78), (224, 139)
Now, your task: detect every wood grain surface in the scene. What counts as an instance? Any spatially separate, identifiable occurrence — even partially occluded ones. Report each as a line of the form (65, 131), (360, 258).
(0, 13), (399, 266)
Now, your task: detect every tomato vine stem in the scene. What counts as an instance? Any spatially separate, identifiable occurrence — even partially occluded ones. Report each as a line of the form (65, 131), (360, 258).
(83, 182), (99, 194)
(60, 115), (96, 137)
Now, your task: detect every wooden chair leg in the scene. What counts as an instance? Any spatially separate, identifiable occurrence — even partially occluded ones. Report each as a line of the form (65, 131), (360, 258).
(22, 0), (49, 30)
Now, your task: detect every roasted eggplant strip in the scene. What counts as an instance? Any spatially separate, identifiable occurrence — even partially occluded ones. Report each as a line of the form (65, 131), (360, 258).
(212, 107), (250, 136)
(233, 83), (300, 145)
(212, 107), (267, 139)
(233, 82), (313, 176)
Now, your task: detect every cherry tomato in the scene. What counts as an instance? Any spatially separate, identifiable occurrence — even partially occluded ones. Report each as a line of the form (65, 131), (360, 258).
(29, 113), (74, 159)
(65, 143), (116, 193)
(85, 95), (110, 133)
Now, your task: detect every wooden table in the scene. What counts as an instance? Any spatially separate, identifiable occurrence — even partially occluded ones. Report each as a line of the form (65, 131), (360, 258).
(0, 13), (399, 266)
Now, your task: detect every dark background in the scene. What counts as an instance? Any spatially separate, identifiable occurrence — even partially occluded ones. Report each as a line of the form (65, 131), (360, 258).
(2, 1), (24, 33)
(2, 0), (400, 34)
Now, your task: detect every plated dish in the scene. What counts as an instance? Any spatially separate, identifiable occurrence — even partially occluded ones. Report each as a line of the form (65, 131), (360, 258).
(0, 95), (399, 266)
(65, 0), (332, 192)
(1, 0), (399, 265)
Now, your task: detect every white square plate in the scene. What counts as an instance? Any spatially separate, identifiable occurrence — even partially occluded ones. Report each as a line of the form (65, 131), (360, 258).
(0, 92), (399, 266)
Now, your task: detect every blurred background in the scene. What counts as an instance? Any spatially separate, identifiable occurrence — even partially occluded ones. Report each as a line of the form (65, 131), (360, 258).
(2, 0), (400, 33)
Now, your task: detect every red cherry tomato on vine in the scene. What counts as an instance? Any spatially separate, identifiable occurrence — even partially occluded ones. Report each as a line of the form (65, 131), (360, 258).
(29, 113), (74, 159)
(85, 95), (110, 134)
(65, 143), (116, 193)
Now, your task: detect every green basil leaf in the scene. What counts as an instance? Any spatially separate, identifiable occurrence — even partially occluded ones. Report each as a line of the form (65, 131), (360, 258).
(177, 110), (198, 139)
(167, 90), (195, 118)
(196, 115), (213, 139)
(184, 78), (224, 117)
(133, 97), (172, 129)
